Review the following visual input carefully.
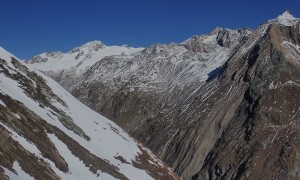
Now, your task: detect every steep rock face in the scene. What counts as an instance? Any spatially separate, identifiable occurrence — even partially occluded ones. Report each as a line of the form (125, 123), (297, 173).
(0, 48), (178, 180)
(194, 13), (300, 180)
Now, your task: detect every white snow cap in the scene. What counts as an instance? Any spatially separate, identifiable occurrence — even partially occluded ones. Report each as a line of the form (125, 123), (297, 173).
(270, 10), (299, 26)
(80, 40), (105, 48)
(69, 40), (106, 53)
(277, 10), (296, 21)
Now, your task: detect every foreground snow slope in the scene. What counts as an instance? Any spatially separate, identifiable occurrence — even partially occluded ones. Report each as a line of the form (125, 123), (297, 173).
(0, 47), (178, 180)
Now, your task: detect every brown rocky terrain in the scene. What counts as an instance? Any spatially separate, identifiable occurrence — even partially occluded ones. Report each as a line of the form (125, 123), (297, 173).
(194, 15), (300, 180)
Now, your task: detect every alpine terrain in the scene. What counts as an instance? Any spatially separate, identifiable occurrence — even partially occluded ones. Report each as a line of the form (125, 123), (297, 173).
(28, 11), (300, 179)
(0, 48), (179, 179)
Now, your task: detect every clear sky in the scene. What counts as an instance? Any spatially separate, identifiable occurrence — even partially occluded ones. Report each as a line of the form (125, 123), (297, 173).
(0, 0), (299, 59)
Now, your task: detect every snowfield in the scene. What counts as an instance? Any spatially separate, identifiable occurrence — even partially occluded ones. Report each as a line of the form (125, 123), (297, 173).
(27, 41), (144, 74)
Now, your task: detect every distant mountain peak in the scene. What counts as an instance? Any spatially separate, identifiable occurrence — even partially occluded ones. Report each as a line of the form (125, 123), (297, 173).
(68, 40), (106, 54)
(81, 40), (105, 47)
(277, 10), (296, 21)
(76, 40), (106, 52)
(268, 10), (299, 26)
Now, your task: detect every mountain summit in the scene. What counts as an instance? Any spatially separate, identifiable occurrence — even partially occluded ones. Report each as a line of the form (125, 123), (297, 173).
(268, 10), (299, 26)
(71, 40), (106, 53)
(277, 10), (296, 20)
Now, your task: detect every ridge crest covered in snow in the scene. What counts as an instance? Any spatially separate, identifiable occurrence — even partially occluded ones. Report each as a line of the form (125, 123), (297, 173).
(268, 10), (299, 26)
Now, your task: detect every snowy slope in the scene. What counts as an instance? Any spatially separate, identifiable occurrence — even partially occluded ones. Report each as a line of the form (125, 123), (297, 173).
(27, 41), (143, 90)
(27, 41), (143, 86)
(268, 10), (299, 26)
(27, 41), (143, 72)
(0, 47), (178, 180)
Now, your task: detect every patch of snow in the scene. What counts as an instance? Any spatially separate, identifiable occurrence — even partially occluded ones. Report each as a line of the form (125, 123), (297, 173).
(282, 41), (300, 53)
(282, 41), (300, 66)
(0, 122), (40, 155)
(1, 166), (22, 180)
(0, 99), (6, 107)
(269, 81), (276, 89)
(13, 113), (21, 119)
(203, 34), (217, 44)
(3, 161), (35, 180)
(48, 133), (115, 180)
(0, 122), (68, 178)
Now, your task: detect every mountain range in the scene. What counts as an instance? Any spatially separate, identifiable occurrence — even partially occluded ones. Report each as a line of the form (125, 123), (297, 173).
(1, 10), (300, 179)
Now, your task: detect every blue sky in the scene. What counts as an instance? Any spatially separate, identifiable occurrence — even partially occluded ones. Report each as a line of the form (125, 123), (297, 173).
(0, 0), (299, 59)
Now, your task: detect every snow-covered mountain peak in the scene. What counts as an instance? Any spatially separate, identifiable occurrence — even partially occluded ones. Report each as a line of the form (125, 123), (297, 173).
(268, 10), (299, 26)
(79, 40), (105, 50)
(27, 42), (144, 90)
(83, 40), (105, 46)
(277, 10), (296, 21)
(70, 40), (106, 54)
